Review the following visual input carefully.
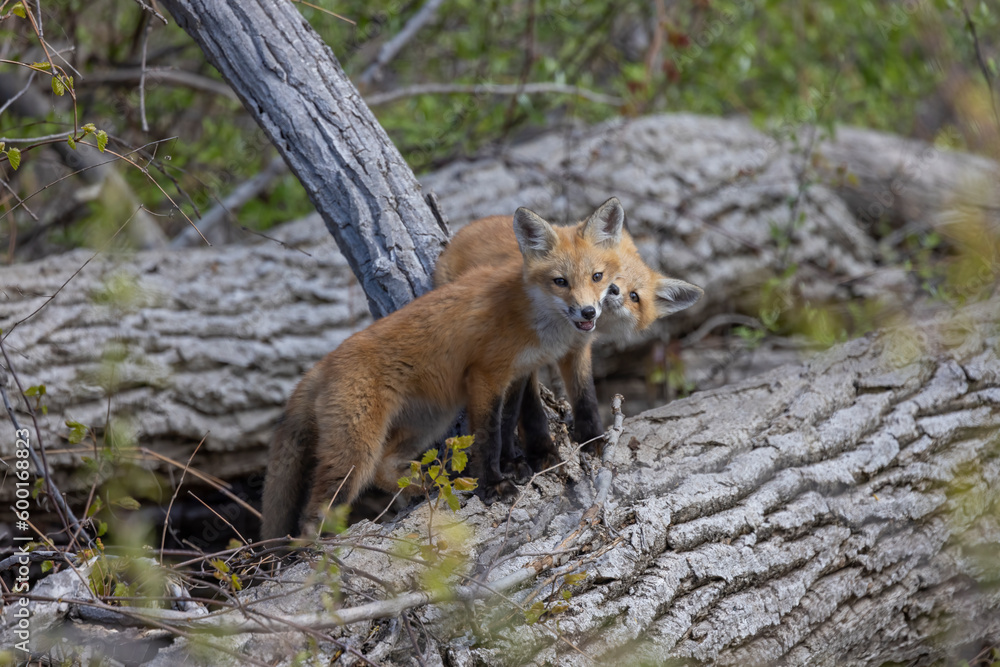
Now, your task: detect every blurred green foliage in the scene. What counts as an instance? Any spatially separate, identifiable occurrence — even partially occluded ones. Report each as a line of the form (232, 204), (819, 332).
(0, 0), (997, 249)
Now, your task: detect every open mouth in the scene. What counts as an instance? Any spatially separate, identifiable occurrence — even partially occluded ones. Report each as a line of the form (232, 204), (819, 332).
(574, 320), (595, 332)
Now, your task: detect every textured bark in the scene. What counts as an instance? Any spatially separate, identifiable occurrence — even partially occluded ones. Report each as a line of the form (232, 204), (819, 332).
(157, 0), (449, 318)
(816, 125), (1000, 232)
(0, 114), (992, 499)
(9, 298), (999, 666)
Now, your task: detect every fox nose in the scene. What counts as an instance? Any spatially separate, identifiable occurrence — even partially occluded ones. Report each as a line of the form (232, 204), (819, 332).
(608, 284), (620, 296)
(581, 306), (597, 321)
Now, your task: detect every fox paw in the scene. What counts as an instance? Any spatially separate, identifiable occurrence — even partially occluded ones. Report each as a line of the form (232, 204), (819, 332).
(502, 456), (534, 485)
(574, 423), (606, 454)
(526, 449), (561, 473)
(476, 478), (518, 505)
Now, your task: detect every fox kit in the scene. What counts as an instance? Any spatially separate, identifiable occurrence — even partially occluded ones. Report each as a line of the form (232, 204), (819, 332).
(434, 198), (702, 470)
(260, 202), (624, 540)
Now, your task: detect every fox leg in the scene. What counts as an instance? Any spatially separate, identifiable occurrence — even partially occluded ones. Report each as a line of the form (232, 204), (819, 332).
(467, 377), (517, 504)
(500, 377), (534, 484)
(518, 371), (560, 472)
(301, 405), (388, 536)
(558, 342), (604, 455)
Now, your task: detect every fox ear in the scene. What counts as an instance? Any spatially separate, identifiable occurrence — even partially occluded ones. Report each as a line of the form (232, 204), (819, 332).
(654, 278), (703, 317)
(581, 197), (625, 247)
(513, 207), (558, 259)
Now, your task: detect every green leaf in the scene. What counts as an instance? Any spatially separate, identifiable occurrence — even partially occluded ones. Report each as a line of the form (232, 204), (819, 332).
(114, 496), (141, 511)
(452, 450), (468, 473)
(446, 492), (460, 511)
(66, 420), (88, 444)
(51, 75), (65, 96)
(448, 435), (474, 450)
(454, 477), (478, 491)
(397, 476), (411, 489)
(420, 448), (438, 465)
(81, 123), (96, 134)
(30, 62), (51, 70)
(96, 130), (108, 153)
(561, 589), (572, 600)
(66, 134), (76, 149)
(11, 2), (25, 18)
(428, 464), (440, 481)
(25, 384), (45, 397)
(525, 600), (546, 625)
(113, 582), (129, 598)
(97, 520), (108, 537)
(7, 147), (20, 171)
(40, 560), (53, 574)
(86, 496), (103, 518)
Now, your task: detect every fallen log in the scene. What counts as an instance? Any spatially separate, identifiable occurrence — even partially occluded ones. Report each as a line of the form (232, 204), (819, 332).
(9, 296), (998, 665)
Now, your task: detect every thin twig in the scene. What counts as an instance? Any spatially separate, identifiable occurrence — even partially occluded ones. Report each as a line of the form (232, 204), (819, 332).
(315, 466), (355, 540)
(169, 155), (288, 248)
(130, 0), (168, 24)
(2, 205), (145, 341)
(359, 0), (446, 86)
(137, 447), (260, 519)
(681, 313), (764, 348)
(366, 82), (624, 107)
(0, 176), (38, 222)
(139, 17), (153, 133)
(402, 612), (429, 667)
(160, 435), (208, 563)
(0, 136), (176, 225)
(0, 70), (37, 118)
(83, 67), (238, 99)
(0, 550), (74, 572)
(188, 491), (249, 545)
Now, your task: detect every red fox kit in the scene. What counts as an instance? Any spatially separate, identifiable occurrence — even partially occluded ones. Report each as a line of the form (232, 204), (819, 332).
(434, 199), (702, 470)
(260, 202), (624, 540)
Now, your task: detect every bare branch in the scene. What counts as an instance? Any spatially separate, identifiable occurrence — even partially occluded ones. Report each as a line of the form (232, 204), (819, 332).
(366, 82), (624, 107)
(83, 67), (239, 100)
(169, 155), (289, 248)
(359, 0), (446, 87)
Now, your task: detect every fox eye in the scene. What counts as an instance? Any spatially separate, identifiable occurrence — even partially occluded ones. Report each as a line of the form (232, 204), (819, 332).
(554, 277), (569, 287)
(630, 291), (640, 303)
(592, 272), (603, 282)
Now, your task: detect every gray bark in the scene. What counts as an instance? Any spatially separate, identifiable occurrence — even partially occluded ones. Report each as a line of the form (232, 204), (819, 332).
(816, 125), (1000, 233)
(0, 114), (991, 498)
(157, 0), (449, 319)
(9, 297), (999, 666)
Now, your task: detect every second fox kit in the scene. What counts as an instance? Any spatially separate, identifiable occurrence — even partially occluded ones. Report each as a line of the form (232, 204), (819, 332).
(435, 197), (702, 469)
(260, 202), (625, 540)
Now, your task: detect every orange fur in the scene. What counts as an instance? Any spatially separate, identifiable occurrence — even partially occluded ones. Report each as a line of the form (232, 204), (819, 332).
(260, 205), (623, 539)
(435, 200), (703, 447)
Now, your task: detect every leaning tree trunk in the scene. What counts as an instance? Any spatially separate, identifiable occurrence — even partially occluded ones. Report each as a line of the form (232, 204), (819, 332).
(11, 296), (999, 666)
(157, 0), (449, 318)
(0, 114), (993, 500)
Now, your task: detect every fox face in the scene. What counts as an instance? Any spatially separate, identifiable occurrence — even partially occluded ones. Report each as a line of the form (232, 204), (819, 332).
(601, 241), (703, 339)
(514, 198), (625, 334)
